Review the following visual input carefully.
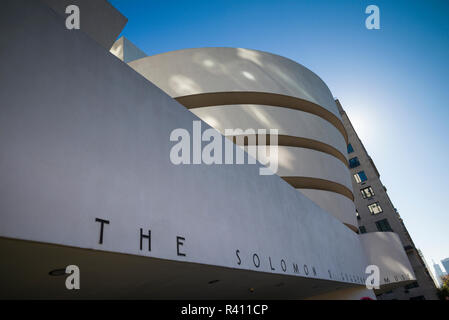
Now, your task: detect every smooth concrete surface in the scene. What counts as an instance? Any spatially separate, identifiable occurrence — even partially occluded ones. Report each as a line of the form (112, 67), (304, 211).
(0, 0), (372, 297)
(176, 92), (348, 143)
(190, 105), (348, 159)
(299, 189), (357, 231)
(243, 145), (355, 221)
(40, 0), (127, 50)
(274, 146), (353, 191)
(128, 47), (341, 118)
(0, 0), (418, 298)
(128, 48), (352, 228)
(360, 232), (416, 292)
(110, 36), (147, 63)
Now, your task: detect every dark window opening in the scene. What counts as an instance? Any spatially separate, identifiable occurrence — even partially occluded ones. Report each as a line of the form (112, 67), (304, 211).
(349, 157), (360, 168)
(347, 144), (354, 154)
(376, 219), (393, 232)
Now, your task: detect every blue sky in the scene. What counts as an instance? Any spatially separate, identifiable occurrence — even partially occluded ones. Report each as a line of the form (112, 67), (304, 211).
(110, 0), (449, 275)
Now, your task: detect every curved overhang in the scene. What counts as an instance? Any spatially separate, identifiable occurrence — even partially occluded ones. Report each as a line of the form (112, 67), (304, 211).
(128, 47), (354, 231)
(128, 47), (341, 118)
(283, 177), (354, 201)
(191, 104), (348, 163)
(299, 189), (358, 232)
(359, 232), (416, 293)
(232, 134), (347, 166)
(275, 147), (353, 191)
(176, 92), (348, 144)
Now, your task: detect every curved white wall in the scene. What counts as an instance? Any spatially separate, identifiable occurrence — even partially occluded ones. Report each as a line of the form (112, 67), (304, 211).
(0, 1), (416, 298)
(275, 147), (352, 191)
(129, 47), (340, 117)
(360, 232), (416, 291)
(1, 4), (371, 297)
(128, 47), (356, 230)
(191, 105), (348, 158)
(299, 189), (357, 229)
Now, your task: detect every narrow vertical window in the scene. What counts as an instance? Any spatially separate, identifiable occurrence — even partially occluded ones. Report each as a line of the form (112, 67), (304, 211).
(347, 144), (354, 154)
(375, 219), (392, 232)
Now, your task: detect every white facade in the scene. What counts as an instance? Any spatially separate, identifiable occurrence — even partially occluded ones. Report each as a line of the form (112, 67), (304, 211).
(0, 0), (415, 299)
(128, 47), (356, 230)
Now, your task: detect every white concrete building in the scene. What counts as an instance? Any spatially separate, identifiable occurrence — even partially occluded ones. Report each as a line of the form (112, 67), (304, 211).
(0, 0), (418, 299)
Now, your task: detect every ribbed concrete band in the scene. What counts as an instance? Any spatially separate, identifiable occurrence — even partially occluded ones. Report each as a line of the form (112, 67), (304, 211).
(175, 91), (349, 143)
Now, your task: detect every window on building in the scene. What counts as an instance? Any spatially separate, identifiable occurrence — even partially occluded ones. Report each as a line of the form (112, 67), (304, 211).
(359, 226), (367, 234)
(347, 144), (354, 154)
(375, 219), (393, 232)
(354, 171), (367, 183)
(368, 202), (383, 215)
(360, 186), (375, 199)
(349, 157), (360, 168)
